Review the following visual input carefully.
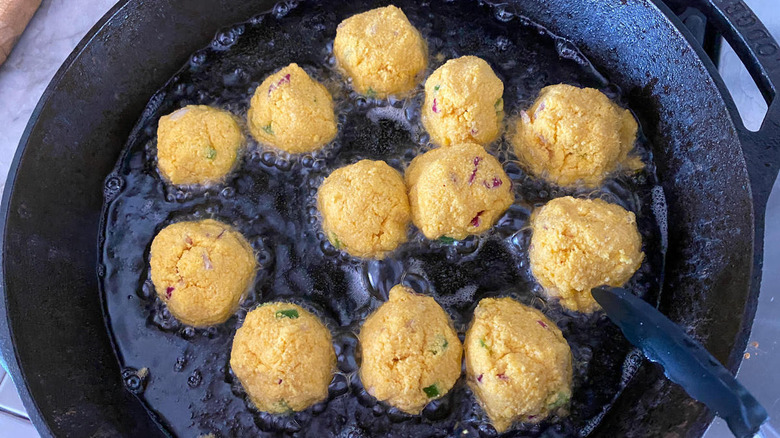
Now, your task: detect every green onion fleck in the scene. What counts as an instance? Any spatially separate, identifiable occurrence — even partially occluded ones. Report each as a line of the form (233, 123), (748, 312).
(547, 392), (570, 410)
(273, 399), (293, 413)
(262, 123), (274, 135)
(366, 87), (377, 98)
(437, 236), (456, 244)
(434, 84), (441, 92)
(204, 147), (217, 159)
(275, 309), (299, 319)
(429, 335), (449, 354)
(423, 384), (440, 398)
(494, 98), (504, 112)
(329, 232), (342, 250)
(479, 338), (490, 350)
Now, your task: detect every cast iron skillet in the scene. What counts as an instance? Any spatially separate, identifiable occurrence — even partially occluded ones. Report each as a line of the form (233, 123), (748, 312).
(1, 0), (779, 436)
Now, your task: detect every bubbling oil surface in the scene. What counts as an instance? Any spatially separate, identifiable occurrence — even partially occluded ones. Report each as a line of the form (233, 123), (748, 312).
(99, 0), (666, 436)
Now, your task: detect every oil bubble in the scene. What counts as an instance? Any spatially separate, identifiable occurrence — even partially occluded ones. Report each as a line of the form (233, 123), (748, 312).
(223, 68), (248, 86)
(555, 38), (587, 65)
(328, 373), (349, 398)
(363, 258), (404, 302)
(275, 156), (292, 171)
(495, 35), (511, 51)
(334, 332), (359, 373)
(188, 369), (203, 388)
(215, 29), (237, 48)
(221, 186), (235, 198)
(138, 280), (155, 300)
(260, 151), (276, 166)
(494, 5), (514, 22)
(401, 272), (430, 295)
(456, 236), (480, 255)
(422, 394), (452, 421)
(181, 326), (197, 339)
(321, 239), (339, 256)
(190, 51), (207, 66)
(356, 389), (376, 408)
(273, 1), (293, 19)
(312, 159), (326, 171)
(174, 356), (187, 372)
(122, 367), (147, 394)
(152, 304), (181, 331)
(249, 14), (264, 25)
(372, 403), (386, 416)
(104, 174), (124, 199)
(387, 406), (413, 423)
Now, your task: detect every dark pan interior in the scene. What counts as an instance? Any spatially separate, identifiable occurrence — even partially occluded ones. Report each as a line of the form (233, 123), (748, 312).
(0, 0), (756, 437)
(99, 0), (665, 436)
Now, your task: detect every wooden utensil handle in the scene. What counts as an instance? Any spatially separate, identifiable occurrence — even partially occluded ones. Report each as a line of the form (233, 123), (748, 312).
(0, 0), (42, 65)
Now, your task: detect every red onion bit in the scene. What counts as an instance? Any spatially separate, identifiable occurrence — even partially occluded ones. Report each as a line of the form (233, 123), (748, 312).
(468, 157), (482, 184)
(202, 252), (213, 270)
(534, 100), (546, 119)
(470, 210), (485, 227)
(216, 229), (226, 239)
(520, 110), (531, 124)
(483, 177), (503, 189)
(184, 236), (193, 246)
(267, 73), (291, 95)
(432, 98), (440, 113)
(537, 320), (548, 329)
(470, 127), (478, 136)
(277, 378), (283, 385)
(477, 374), (483, 383)
(165, 286), (174, 299)
(496, 373), (509, 381)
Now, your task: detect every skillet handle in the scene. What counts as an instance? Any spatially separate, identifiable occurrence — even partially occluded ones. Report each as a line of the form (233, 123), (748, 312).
(693, 0), (780, 208)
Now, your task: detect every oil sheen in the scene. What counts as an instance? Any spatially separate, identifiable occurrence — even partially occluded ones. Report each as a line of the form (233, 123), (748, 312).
(99, 0), (667, 436)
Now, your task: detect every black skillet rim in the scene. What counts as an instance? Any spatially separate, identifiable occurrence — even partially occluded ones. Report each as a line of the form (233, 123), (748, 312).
(0, 0), (769, 436)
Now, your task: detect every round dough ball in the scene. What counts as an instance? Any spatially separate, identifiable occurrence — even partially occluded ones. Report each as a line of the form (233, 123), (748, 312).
(422, 56), (504, 147)
(317, 160), (411, 258)
(334, 6), (427, 97)
(530, 196), (644, 313)
(247, 63), (337, 153)
(359, 285), (462, 414)
(156, 105), (244, 185)
(465, 298), (572, 433)
(230, 303), (336, 413)
(511, 84), (638, 187)
(406, 143), (514, 240)
(150, 219), (256, 327)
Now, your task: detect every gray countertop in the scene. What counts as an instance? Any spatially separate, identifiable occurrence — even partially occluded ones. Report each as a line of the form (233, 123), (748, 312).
(0, 0), (777, 437)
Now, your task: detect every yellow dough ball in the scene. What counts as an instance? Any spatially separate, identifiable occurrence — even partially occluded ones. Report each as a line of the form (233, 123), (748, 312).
(156, 105), (244, 185)
(317, 160), (411, 258)
(150, 219), (257, 327)
(406, 143), (514, 240)
(230, 303), (336, 413)
(247, 63), (337, 153)
(334, 6), (427, 97)
(511, 84), (638, 187)
(465, 298), (573, 433)
(529, 197), (644, 313)
(422, 56), (504, 147)
(359, 285), (462, 414)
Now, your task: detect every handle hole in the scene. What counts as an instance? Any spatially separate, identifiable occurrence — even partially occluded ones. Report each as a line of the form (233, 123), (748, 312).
(719, 37), (768, 132)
